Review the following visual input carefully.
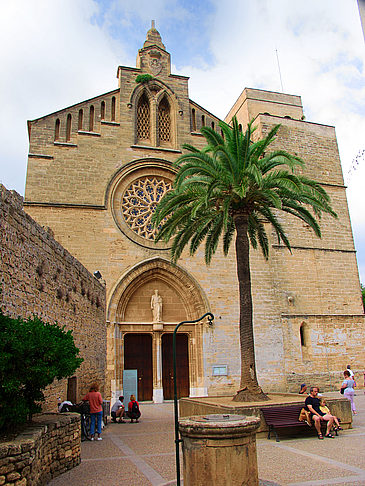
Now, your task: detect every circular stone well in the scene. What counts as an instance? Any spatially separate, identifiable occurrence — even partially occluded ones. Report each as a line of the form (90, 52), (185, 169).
(179, 414), (260, 486)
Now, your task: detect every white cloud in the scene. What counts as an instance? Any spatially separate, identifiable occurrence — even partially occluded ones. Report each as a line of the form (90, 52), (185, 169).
(0, 0), (124, 193)
(1, 0), (364, 280)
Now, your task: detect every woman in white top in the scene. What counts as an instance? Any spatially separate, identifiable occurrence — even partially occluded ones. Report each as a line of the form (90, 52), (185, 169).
(341, 370), (357, 414)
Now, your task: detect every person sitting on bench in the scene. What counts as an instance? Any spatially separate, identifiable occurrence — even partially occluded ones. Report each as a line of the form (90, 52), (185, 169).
(305, 386), (335, 439)
(319, 398), (342, 432)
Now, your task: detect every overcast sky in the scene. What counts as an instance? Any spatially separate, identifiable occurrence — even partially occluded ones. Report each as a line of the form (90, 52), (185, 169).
(1, 0), (365, 281)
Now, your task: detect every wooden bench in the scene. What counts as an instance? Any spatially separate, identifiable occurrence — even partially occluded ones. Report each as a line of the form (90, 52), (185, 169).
(260, 404), (338, 441)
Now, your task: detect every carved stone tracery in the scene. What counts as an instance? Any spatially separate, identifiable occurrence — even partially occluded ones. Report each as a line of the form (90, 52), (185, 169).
(121, 176), (172, 240)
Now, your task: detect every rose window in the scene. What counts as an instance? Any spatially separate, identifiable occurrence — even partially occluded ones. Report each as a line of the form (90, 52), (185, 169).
(121, 177), (172, 240)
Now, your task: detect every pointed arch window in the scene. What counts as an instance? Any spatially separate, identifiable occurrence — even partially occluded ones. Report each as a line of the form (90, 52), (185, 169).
(201, 115), (205, 127)
(78, 109), (83, 130)
(158, 96), (171, 144)
(191, 108), (196, 131)
(89, 105), (94, 132)
(66, 114), (72, 142)
(111, 96), (116, 121)
(54, 119), (60, 141)
(137, 93), (150, 142)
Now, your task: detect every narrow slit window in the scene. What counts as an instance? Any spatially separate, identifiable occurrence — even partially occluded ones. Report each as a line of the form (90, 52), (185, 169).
(66, 114), (72, 142)
(111, 96), (116, 121)
(192, 108), (196, 131)
(89, 105), (94, 132)
(55, 119), (60, 141)
(101, 101), (105, 120)
(300, 324), (306, 347)
(300, 322), (310, 360)
(211, 121), (215, 130)
(201, 114), (205, 127)
(78, 109), (83, 130)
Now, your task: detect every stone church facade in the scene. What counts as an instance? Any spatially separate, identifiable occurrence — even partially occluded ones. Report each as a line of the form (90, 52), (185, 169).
(24, 25), (365, 402)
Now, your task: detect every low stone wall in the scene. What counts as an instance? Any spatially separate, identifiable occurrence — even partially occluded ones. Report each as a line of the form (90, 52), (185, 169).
(0, 413), (80, 486)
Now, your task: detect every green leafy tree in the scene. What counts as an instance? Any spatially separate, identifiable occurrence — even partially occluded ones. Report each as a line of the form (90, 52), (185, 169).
(0, 312), (83, 430)
(361, 284), (365, 312)
(153, 118), (337, 401)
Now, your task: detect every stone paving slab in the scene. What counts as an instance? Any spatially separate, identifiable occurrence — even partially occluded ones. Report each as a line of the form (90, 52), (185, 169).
(48, 393), (365, 486)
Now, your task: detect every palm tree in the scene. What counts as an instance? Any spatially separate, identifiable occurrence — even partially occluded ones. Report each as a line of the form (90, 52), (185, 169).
(153, 118), (337, 401)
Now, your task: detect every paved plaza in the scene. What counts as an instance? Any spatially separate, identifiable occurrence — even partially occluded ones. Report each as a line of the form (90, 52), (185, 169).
(48, 392), (365, 486)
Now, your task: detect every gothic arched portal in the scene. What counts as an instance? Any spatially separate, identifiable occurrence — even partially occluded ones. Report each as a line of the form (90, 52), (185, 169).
(107, 257), (210, 403)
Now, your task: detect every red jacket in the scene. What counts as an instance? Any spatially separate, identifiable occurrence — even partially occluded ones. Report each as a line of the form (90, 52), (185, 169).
(83, 391), (103, 413)
(128, 400), (139, 412)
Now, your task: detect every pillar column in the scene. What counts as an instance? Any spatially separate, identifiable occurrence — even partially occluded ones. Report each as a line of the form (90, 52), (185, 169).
(153, 331), (164, 403)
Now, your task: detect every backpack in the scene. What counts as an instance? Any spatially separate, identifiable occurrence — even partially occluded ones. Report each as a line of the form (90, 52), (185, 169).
(132, 401), (139, 414)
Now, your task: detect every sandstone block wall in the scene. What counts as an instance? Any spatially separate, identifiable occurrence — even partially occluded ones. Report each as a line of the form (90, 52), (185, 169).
(0, 413), (80, 486)
(0, 184), (108, 407)
(22, 26), (365, 400)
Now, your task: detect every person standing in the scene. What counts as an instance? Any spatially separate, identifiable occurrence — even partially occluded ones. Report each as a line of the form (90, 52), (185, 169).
(82, 383), (103, 440)
(341, 370), (357, 414)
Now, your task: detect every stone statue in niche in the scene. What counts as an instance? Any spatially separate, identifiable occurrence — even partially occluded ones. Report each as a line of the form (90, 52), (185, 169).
(151, 289), (163, 322)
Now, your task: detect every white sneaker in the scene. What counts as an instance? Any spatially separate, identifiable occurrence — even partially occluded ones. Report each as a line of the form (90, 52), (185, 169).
(97, 437), (103, 441)
(90, 438), (94, 441)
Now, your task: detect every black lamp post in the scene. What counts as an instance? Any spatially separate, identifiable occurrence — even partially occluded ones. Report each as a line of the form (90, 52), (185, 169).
(173, 312), (214, 486)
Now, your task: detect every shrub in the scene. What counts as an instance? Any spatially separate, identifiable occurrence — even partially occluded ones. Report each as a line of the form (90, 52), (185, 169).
(135, 74), (153, 84)
(0, 312), (83, 431)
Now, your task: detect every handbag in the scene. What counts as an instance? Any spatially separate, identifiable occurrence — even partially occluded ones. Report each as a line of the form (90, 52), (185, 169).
(340, 387), (344, 395)
(298, 407), (312, 426)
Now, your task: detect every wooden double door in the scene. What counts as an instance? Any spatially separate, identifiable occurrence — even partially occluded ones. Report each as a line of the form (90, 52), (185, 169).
(124, 333), (189, 401)
(162, 333), (190, 400)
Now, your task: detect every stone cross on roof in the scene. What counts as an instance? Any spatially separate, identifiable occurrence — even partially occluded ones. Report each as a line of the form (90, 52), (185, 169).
(143, 20), (166, 50)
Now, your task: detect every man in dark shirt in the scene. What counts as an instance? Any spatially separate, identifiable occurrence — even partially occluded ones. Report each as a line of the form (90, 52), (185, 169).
(305, 386), (335, 439)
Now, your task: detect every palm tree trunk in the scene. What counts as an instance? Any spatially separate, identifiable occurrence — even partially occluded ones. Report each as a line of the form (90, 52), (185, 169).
(232, 213), (269, 402)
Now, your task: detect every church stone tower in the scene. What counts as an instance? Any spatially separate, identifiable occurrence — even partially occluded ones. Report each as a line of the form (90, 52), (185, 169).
(24, 24), (365, 402)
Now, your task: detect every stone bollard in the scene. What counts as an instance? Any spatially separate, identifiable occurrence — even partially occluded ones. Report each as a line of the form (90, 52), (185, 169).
(179, 414), (260, 486)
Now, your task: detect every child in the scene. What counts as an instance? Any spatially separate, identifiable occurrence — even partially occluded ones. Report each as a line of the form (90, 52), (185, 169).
(319, 398), (342, 431)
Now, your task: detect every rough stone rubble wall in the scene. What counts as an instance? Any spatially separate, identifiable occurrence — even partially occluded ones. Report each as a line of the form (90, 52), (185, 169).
(0, 184), (108, 408)
(0, 413), (81, 486)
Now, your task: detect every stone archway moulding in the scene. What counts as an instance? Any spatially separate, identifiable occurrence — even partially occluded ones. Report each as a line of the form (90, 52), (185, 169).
(107, 257), (209, 323)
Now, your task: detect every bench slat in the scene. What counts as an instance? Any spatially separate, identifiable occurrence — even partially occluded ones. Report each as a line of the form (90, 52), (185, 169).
(260, 404), (310, 441)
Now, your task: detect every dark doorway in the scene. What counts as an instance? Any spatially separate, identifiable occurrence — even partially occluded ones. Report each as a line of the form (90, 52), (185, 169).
(162, 333), (189, 400)
(124, 333), (153, 401)
(67, 376), (77, 403)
